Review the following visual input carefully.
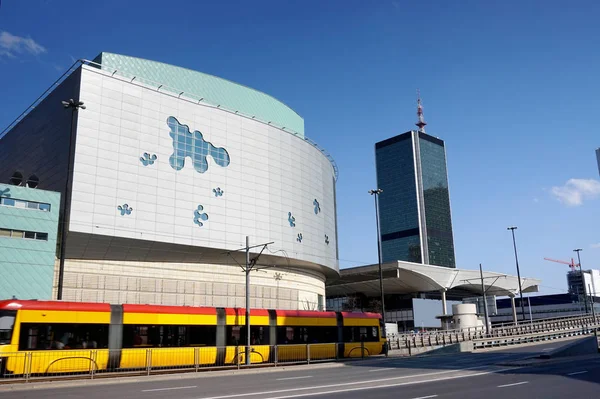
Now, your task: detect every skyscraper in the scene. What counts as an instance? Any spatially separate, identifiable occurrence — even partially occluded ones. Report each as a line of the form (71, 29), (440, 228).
(596, 148), (600, 176)
(375, 97), (456, 268)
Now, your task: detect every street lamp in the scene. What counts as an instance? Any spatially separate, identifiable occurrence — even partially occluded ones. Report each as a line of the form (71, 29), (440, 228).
(57, 99), (85, 300)
(368, 189), (386, 334)
(274, 272), (282, 309)
(507, 226), (526, 323)
(573, 248), (588, 314)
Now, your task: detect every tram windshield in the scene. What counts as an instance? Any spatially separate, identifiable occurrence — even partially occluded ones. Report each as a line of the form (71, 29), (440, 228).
(0, 310), (16, 345)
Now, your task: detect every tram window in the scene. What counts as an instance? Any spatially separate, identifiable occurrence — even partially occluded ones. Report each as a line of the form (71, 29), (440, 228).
(0, 310), (16, 345)
(276, 326), (337, 344)
(122, 325), (216, 348)
(189, 325), (216, 346)
(226, 326), (269, 345)
(343, 326), (379, 343)
(18, 323), (109, 350)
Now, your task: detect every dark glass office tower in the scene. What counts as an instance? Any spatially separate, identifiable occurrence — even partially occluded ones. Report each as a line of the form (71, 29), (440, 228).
(375, 129), (456, 268)
(596, 148), (600, 176)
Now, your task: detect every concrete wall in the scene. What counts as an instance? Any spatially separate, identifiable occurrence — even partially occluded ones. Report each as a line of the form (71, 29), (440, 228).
(53, 259), (325, 310)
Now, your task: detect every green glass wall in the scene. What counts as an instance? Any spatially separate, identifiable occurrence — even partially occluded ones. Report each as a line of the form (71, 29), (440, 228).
(375, 132), (422, 263)
(0, 184), (60, 299)
(375, 131), (455, 268)
(418, 133), (455, 268)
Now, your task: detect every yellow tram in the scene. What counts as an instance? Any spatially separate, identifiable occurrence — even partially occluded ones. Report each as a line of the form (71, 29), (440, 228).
(0, 300), (386, 375)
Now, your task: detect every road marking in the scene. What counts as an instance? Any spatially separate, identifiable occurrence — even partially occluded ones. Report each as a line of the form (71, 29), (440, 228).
(497, 381), (529, 388)
(369, 368), (394, 372)
(276, 376), (313, 381)
(567, 371), (588, 376)
(197, 366), (502, 399)
(541, 348), (555, 351)
(256, 371), (498, 399)
(411, 396), (438, 399)
(142, 385), (197, 392)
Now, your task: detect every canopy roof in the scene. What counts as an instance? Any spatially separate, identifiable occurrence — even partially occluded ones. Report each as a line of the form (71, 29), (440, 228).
(326, 261), (541, 299)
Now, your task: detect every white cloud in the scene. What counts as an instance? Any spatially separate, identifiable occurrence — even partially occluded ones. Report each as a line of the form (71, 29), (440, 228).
(0, 31), (46, 58)
(591, 243), (600, 249)
(550, 178), (600, 206)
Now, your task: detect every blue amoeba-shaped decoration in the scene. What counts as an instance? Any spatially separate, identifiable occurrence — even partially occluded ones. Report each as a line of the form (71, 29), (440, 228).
(297, 233), (303, 243)
(0, 188), (10, 198)
(194, 205), (209, 227)
(288, 212), (296, 227)
(117, 204), (133, 216)
(213, 187), (224, 197)
(325, 234), (329, 245)
(167, 116), (230, 173)
(313, 199), (321, 214)
(140, 153), (157, 166)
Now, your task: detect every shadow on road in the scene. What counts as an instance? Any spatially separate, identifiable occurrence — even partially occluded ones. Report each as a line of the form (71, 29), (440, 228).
(348, 337), (600, 386)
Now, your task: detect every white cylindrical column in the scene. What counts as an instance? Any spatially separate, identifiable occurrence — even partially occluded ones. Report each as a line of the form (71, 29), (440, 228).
(441, 289), (447, 315)
(510, 295), (518, 324)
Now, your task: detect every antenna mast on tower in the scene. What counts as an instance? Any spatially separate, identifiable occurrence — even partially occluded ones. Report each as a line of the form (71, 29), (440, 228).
(415, 90), (427, 133)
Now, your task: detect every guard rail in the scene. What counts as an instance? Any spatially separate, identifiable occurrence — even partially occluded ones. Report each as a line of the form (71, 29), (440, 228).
(387, 314), (600, 351)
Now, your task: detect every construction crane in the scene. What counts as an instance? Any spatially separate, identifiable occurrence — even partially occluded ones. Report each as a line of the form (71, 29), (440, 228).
(543, 257), (579, 271)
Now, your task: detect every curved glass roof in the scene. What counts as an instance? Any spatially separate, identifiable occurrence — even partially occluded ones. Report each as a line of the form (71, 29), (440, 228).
(93, 52), (304, 137)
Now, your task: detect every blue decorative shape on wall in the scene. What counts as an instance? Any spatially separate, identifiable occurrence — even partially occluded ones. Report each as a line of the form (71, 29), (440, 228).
(288, 212), (296, 227)
(213, 187), (224, 197)
(140, 152), (157, 166)
(117, 204), (133, 215)
(0, 188), (10, 198)
(325, 234), (329, 245)
(167, 116), (230, 173)
(297, 233), (303, 243)
(313, 199), (321, 214)
(194, 205), (209, 226)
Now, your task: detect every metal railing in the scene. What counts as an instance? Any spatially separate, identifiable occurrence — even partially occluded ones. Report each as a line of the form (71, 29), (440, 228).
(472, 326), (599, 350)
(386, 314), (600, 352)
(0, 342), (378, 384)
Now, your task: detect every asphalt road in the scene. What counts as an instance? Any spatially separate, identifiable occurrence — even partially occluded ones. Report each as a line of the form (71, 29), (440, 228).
(1, 338), (598, 399)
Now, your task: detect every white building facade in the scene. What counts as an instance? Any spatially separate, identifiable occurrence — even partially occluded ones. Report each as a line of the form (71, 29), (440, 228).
(0, 53), (339, 310)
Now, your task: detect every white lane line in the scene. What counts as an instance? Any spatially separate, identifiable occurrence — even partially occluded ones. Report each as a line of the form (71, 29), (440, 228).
(369, 368), (395, 372)
(197, 366), (501, 399)
(142, 385), (197, 392)
(411, 396), (438, 399)
(497, 381), (529, 388)
(253, 371), (499, 399)
(567, 371), (588, 376)
(541, 348), (555, 351)
(276, 376), (313, 381)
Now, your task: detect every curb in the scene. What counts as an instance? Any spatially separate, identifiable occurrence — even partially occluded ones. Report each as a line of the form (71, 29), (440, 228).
(0, 362), (348, 392)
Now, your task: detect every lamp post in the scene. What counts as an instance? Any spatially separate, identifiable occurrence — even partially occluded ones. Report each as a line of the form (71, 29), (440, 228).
(57, 99), (85, 300)
(507, 226), (526, 323)
(274, 272), (282, 309)
(573, 248), (588, 314)
(368, 189), (386, 335)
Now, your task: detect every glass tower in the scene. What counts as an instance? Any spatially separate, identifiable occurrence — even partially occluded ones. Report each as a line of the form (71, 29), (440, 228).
(596, 148), (600, 176)
(375, 131), (456, 268)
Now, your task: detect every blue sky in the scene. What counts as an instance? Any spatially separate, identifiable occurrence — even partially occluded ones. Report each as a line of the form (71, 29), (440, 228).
(1, 0), (598, 295)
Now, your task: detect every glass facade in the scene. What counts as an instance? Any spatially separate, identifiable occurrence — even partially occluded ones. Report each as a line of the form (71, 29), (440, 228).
(375, 131), (455, 268)
(375, 132), (422, 263)
(418, 133), (455, 267)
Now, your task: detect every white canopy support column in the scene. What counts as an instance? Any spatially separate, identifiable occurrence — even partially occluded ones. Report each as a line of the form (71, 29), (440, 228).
(441, 288), (447, 315)
(510, 294), (518, 325)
